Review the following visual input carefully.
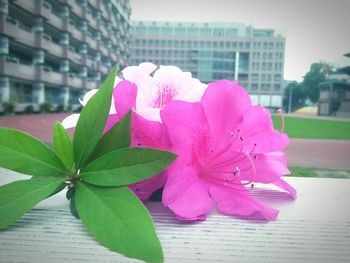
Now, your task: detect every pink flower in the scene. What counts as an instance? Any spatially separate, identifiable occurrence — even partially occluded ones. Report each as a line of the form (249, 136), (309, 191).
(160, 80), (296, 221)
(115, 62), (206, 122)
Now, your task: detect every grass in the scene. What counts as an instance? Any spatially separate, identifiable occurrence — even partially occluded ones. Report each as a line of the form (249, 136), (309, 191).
(272, 115), (350, 140)
(289, 166), (350, 179)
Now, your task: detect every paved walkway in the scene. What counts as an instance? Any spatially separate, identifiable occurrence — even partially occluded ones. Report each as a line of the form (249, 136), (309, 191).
(1, 113), (350, 170)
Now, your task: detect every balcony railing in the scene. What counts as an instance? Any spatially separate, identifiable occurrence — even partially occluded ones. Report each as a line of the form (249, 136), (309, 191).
(0, 60), (36, 81)
(67, 48), (83, 65)
(14, 0), (35, 13)
(40, 70), (64, 86)
(2, 18), (35, 46)
(65, 74), (84, 89)
(70, 2), (85, 18)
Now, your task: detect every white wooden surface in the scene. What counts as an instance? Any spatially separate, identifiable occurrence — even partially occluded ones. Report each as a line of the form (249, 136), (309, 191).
(1, 168), (350, 263)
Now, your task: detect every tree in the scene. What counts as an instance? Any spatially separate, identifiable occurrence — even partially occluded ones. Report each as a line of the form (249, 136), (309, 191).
(283, 81), (306, 112)
(301, 62), (327, 103)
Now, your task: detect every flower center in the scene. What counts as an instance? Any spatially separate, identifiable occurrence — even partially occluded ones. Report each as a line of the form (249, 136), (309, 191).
(151, 83), (178, 109)
(199, 131), (257, 191)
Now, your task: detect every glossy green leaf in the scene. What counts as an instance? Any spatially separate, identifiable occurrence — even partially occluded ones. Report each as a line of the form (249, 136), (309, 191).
(76, 182), (163, 263)
(69, 192), (80, 219)
(0, 128), (65, 177)
(81, 148), (176, 186)
(0, 177), (65, 229)
(88, 111), (131, 163)
(73, 65), (118, 169)
(53, 122), (74, 170)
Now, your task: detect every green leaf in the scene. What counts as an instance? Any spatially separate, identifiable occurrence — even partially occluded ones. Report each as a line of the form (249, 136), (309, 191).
(81, 148), (176, 187)
(53, 122), (74, 170)
(88, 111), (131, 163)
(76, 182), (163, 263)
(69, 192), (80, 219)
(73, 65), (118, 169)
(0, 128), (65, 177)
(0, 177), (65, 229)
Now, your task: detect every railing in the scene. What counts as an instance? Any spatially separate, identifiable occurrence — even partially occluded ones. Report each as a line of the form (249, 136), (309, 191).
(0, 60), (36, 81)
(2, 18), (35, 46)
(41, 70), (63, 86)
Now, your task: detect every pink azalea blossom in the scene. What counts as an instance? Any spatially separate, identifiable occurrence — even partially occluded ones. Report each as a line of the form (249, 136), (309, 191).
(160, 80), (296, 221)
(115, 62), (206, 122)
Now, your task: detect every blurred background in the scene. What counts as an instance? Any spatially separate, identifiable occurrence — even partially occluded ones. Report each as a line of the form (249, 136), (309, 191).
(0, 0), (349, 177)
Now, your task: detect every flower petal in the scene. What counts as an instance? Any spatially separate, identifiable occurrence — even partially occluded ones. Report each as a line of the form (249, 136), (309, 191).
(238, 106), (289, 153)
(122, 63), (156, 110)
(129, 172), (167, 201)
(273, 178), (297, 199)
(161, 100), (209, 150)
(252, 152), (290, 183)
(113, 80), (137, 119)
(62, 113), (80, 129)
(103, 113), (120, 133)
(201, 80), (251, 149)
(79, 89), (98, 106)
(131, 112), (167, 149)
(209, 185), (279, 221)
(163, 166), (212, 220)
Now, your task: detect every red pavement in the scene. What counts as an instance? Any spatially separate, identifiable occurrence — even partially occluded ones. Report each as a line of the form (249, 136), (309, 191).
(1, 113), (349, 170)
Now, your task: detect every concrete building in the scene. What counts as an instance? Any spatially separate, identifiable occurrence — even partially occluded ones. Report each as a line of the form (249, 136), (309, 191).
(131, 21), (286, 108)
(0, 0), (131, 112)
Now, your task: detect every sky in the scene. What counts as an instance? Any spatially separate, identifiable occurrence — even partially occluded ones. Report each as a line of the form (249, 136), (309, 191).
(130, 0), (350, 81)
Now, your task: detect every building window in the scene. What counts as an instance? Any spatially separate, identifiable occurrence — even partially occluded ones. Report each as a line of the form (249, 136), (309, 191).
(188, 28), (199, 36)
(149, 27), (159, 35)
(273, 84), (281, 91)
(213, 28), (224, 37)
(161, 27), (173, 36)
(226, 28), (238, 37)
(261, 83), (271, 91)
(251, 73), (259, 81)
(251, 83), (258, 90)
(274, 74), (281, 81)
(175, 27), (186, 36)
(200, 27), (211, 36)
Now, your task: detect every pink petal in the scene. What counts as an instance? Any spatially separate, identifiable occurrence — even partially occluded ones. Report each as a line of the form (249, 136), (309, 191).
(113, 80), (137, 119)
(131, 112), (168, 149)
(122, 64), (156, 110)
(104, 113), (120, 133)
(129, 172), (167, 201)
(238, 106), (289, 153)
(161, 100), (209, 150)
(252, 152), (290, 183)
(134, 62), (157, 75)
(201, 80), (251, 149)
(273, 177), (297, 199)
(209, 185), (279, 221)
(62, 114), (80, 129)
(136, 108), (161, 122)
(163, 166), (212, 220)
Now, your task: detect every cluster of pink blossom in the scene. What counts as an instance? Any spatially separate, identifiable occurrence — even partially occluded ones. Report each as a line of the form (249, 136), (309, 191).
(63, 62), (296, 221)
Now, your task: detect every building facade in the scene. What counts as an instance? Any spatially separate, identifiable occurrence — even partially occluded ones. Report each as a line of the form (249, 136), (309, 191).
(131, 21), (286, 108)
(318, 53), (350, 117)
(0, 0), (131, 112)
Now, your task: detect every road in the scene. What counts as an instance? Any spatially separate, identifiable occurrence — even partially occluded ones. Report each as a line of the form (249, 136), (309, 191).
(1, 113), (349, 170)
